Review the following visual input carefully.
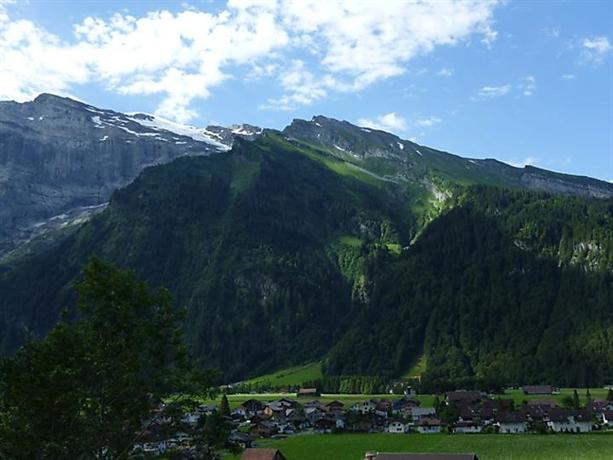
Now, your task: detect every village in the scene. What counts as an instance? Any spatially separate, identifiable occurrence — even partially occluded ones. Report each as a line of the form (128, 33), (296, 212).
(131, 386), (613, 458)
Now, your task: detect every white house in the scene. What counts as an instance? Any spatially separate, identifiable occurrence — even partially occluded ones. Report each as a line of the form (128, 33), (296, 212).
(453, 421), (482, 433)
(387, 421), (409, 433)
(495, 412), (528, 434)
(548, 410), (592, 433)
(416, 417), (442, 433)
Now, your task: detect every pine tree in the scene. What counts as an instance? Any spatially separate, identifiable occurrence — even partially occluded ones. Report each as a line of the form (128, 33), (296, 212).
(572, 389), (580, 409)
(607, 388), (613, 402)
(220, 394), (230, 417)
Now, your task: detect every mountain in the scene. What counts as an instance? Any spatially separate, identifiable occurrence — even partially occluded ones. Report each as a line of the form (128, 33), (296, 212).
(0, 98), (612, 388)
(0, 94), (265, 257)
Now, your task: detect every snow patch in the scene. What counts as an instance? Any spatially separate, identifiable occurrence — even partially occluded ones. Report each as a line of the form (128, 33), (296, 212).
(91, 116), (105, 128)
(128, 113), (230, 151)
(415, 149), (423, 156)
(99, 135), (109, 142)
(27, 117), (34, 121)
(360, 128), (371, 132)
(397, 142), (404, 150)
(333, 144), (347, 152)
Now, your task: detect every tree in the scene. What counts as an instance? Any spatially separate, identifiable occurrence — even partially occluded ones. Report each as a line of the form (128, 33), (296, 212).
(586, 389), (592, 407)
(219, 394), (231, 417)
(0, 258), (214, 459)
(572, 389), (580, 409)
(607, 388), (613, 402)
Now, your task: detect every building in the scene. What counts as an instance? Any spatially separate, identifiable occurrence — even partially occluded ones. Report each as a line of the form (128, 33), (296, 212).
(242, 448), (287, 460)
(495, 412), (528, 434)
(453, 420), (483, 434)
(416, 417), (442, 434)
(547, 410), (593, 433)
(387, 421), (410, 433)
(297, 388), (320, 398)
(446, 391), (485, 405)
(410, 407), (437, 421)
(521, 385), (558, 395)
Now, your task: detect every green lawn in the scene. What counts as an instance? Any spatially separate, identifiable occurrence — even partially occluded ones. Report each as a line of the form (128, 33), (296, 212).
(241, 362), (323, 388)
(500, 388), (609, 406)
(227, 433), (613, 460)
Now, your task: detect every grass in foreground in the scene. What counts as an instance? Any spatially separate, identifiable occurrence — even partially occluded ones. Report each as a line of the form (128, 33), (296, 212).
(226, 433), (613, 460)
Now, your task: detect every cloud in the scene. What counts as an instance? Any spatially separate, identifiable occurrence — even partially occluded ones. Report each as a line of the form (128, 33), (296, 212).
(0, 0), (500, 121)
(414, 116), (442, 127)
(561, 74), (576, 80)
(437, 67), (454, 77)
(579, 36), (611, 65)
(519, 75), (536, 96)
(477, 84), (511, 98)
(357, 113), (408, 133)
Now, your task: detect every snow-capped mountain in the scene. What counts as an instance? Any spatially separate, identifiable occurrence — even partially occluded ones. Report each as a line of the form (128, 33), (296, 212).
(0, 94), (260, 256)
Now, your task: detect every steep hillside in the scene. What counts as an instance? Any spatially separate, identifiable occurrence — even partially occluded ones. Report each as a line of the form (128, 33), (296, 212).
(325, 188), (613, 388)
(1, 113), (612, 388)
(0, 134), (414, 380)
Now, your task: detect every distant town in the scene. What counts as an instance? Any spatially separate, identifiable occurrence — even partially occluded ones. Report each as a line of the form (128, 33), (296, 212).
(132, 385), (613, 457)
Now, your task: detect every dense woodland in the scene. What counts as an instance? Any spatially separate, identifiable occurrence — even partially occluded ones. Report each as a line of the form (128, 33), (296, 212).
(0, 135), (612, 388)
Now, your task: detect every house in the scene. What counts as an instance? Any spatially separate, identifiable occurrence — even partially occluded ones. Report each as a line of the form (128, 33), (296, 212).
(315, 416), (338, 432)
(446, 391), (485, 405)
(410, 407), (437, 421)
(495, 412), (528, 434)
(526, 399), (557, 408)
(326, 400), (345, 414)
(404, 387), (417, 398)
(352, 400), (377, 414)
(387, 421), (409, 433)
(416, 417), (442, 434)
(252, 420), (279, 438)
(263, 402), (286, 418)
(241, 399), (264, 416)
(297, 388), (320, 398)
(453, 420), (483, 434)
(241, 448), (287, 460)
(228, 432), (254, 449)
(363, 454), (479, 460)
(547, 410), (592, 433)
(521, 385), (558, 395)
(601, 410), (613, 428)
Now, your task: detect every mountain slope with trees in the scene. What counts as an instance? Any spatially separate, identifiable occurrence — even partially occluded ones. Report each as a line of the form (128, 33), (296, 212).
(0, 128), (611, 388)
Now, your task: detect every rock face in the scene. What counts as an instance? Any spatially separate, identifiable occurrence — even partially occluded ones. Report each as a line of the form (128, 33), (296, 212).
(0, 94), (240, 256)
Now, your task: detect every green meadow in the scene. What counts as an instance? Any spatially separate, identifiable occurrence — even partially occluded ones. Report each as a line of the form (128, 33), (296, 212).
(226, 433), (613, 460)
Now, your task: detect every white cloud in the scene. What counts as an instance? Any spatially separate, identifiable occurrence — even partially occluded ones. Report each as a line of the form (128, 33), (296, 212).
(561, 74), (576, 80)
(437, 67), (454, 77)
(519, 75), (536, 96)
(579, 36), (612, 65)
(357, 113), (407, 133)
(0, 0), (500, 121)
(415, 116), (442, 127)
(506, 157), (539, 168)
(477, 84), (511, 98)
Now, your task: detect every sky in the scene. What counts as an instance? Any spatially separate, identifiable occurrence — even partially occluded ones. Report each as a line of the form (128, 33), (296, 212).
(1, 0), (612, 181)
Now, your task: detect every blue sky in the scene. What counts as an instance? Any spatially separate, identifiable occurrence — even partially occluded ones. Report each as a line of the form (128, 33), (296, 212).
(1, 0), (611, 181)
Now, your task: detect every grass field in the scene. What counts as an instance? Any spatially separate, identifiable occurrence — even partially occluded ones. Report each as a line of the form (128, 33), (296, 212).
(207, 387), (608, 410)
(501, 388), (609, 406)
(240, 362), (323, 388)
(226, 433), (613, 460)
